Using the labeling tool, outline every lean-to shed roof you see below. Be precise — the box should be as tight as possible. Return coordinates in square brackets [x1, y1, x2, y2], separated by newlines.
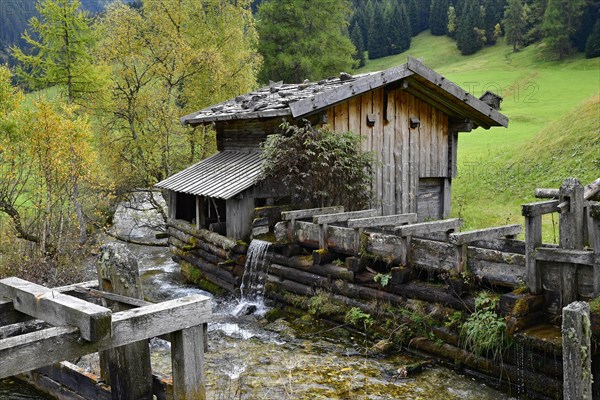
[155, 151, 262, 199]
[181, 56, 508, 130]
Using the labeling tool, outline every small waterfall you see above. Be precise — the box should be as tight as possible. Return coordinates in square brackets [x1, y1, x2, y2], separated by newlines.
[233, 239, 273, 316]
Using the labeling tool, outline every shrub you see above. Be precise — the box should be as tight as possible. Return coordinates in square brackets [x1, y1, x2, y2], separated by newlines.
[261, 122, 373, 211]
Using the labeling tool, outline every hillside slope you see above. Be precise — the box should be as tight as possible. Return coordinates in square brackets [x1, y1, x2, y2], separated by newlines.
[357, 32, 600, 239]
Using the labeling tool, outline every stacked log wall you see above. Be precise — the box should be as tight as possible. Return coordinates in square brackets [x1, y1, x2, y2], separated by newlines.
[168, 217, 586, 399]
[167, 219, 247, 292]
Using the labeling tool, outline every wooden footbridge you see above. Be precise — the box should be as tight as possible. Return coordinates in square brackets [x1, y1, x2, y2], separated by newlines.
[0, 243, 211, 400]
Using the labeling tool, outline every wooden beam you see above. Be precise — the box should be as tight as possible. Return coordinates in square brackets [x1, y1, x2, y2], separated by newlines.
[449, 224, 522, 245]
[313, 209, 379, 224]
[0, 278, 112, 342]
[347, 213, 417, 228]
[73, 287, 151, 308]
[281, 206, 344, 221]
[0, 320, 49, 339]
[0, 294, 211, 379]
[522, 200, 560, 217]
[535, 248, 594, 265]
[395, 218, 462, 237]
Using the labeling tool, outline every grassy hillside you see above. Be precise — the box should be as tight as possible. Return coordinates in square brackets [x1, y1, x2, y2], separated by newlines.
[357, 32, 600, 241]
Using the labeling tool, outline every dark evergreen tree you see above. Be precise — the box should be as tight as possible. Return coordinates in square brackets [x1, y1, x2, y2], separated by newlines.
[419, 0, 433, 32]
[386, 0, 412, 55]
[504, 0, 527, 51]
[354, 0, 373, 50]
[456, 0, 485, 55]
[483, 0, 506, 45]
[585, 17, 600, 58]
[542, 0, 586, 59]
[574, 2, 600, 52]
[368, 1, 388, 59]
[350, 21, 366, 67]
[524, 0, 547, 45]
[430, 0, 449, 35]
[406, 0, 422, 36]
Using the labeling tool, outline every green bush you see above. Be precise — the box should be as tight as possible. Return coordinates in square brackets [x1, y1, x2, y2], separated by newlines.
[261, 122, 373, 211]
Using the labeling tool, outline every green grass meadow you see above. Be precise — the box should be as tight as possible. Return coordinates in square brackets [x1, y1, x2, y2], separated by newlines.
[358, 33, 600, 242]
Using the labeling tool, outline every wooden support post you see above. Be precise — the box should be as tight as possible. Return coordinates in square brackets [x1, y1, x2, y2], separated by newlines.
[96, 243, 153, 400]
[171, 324, 206, 400]
[590, 204, 600, 297]
[562, 301, 592, 400]
[559, 178, 585, 249]
[319, 223, 328, 250]
[523, 214, 543, 295]
[559, 179, 584, 307]
[455, 244, 467, 275]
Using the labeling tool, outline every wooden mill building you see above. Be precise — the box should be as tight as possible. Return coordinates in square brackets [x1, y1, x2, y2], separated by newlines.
[156, 57, 508, 240]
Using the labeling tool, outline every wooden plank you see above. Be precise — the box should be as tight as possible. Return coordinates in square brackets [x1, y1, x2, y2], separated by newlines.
[395, 218, 462, 237]
[171, 324, 206, 400]
[408, 93, 419, 213]
[373, 88, 384, 214]
[0, 294, 212, 379]
[383, 89, 395, 215]
[535, 248, 594, 265]
[392, 89, 403, 214]
[430, 103, 438, 176]
[449, 224, 522, 245]
[313, 209, 379, 224]
[335, 101, 349, 132]
[348, 96, 361, 135]
[0, 278, 111, 342]
[421, 101, 431, 177]
[347, 213, 417, 228]
[281, 206, 344, 221]
[289, 66, 414, 118]
[521, 200, 560, 217]
[400, 90, 411, 213]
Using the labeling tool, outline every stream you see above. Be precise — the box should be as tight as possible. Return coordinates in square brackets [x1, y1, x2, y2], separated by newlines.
[2, 193, 522, 399]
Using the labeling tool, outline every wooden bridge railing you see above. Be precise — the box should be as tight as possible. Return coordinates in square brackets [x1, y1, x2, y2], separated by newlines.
[0, 243, 212, 400]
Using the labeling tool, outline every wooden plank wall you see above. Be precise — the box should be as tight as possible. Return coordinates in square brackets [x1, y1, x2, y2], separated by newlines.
[326, 88, 449, 218]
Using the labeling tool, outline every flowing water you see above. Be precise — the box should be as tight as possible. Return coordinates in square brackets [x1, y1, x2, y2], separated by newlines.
[3, 194, 521, 399]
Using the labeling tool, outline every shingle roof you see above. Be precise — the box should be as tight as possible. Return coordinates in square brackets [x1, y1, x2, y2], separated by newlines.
[180, 56, 508, 129]
[155, 151, 262, 199]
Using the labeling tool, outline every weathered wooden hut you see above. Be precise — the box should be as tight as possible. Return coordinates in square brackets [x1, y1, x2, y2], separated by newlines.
[156, 57, 508, 240]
